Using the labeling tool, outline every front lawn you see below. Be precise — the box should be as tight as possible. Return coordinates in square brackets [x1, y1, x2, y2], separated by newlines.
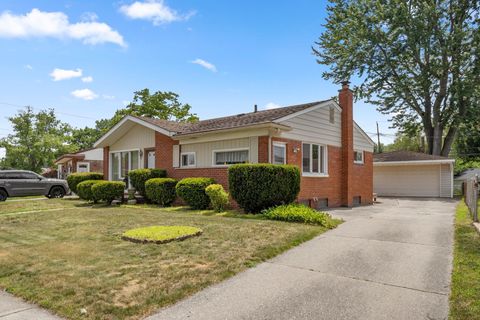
[0, 200, 337, 319]
[0, 197, 84, 215]
[449, 201, 480, 320]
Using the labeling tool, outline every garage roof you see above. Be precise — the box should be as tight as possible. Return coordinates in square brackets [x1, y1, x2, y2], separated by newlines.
[373, 151, 454, 166]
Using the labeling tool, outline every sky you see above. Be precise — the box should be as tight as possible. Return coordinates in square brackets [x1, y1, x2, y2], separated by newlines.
[0, 0, 397, 158]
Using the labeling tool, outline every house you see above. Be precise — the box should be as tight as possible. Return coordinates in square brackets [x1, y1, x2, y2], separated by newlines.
[54, 148, 104, 179]
[454, 168, 480, 195]
[373, 151, 454, 198]
[94, 82, 374, 208]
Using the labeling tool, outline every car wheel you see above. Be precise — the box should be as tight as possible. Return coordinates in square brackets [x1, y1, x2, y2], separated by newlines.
[49, 186, 65, 199]
[0, 189, 7, 201]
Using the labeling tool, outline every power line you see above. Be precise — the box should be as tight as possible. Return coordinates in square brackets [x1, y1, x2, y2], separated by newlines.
[0, 102, 97, 120]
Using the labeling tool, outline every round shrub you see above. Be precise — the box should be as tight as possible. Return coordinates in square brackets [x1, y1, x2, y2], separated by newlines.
[145, 178, 177, 206]
[91, 181, 125, 204]
[77, 180, 103, 203]
[205, 184, 229, 212]
[128, 168, 167, 196]
[67, 172, 103, 194]
[176, 177, 215, 210]
[122, 225, 202, 244]
[228, 164, 300, 213]
[262, 204, 336, 228]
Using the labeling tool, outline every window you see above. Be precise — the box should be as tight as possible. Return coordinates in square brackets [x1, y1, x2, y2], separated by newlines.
[21, 172, 40, 179]
[302, 143, 327, 175]
[214, 149, 249, 166]
[273, 143, 286, 165]
[110, 150, 140, 181]
[354, 150, 364, 164]
[181, 152, 196, 167]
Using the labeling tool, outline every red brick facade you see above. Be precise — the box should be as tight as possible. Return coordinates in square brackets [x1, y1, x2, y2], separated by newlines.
[103, 147, 109, 179]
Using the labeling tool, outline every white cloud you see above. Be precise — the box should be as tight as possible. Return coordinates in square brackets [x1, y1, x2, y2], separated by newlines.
[24, 64, 33, 70]
[81, 76, 93, 83]
[120, 0, 195, 25]
[0, 9, 126, 47]
[71, 88, 98, 100]
[50, 68, 82, 81]
[102, 94, 115, 100]
[190, 58, 217, 72]
[265, 102, 282, 110]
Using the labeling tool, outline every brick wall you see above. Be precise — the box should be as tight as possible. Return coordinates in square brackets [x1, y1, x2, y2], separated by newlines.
[103, 147, 109, 179]
[351, 151, 374, 204]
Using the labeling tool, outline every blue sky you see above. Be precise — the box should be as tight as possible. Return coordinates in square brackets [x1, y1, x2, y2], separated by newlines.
[0, 0, 396, 157]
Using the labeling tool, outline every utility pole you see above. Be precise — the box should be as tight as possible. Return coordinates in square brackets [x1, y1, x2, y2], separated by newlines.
[376, 121, 382, 153]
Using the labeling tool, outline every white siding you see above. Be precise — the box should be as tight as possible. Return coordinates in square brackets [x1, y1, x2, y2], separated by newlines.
[110, 124, 155, 168]
[179, 137, 258, 167]
[440, 164, 453, 197]
[354, 124, 374, 152]
[79, 148, 103, 161]
[278, 106, 342, 146]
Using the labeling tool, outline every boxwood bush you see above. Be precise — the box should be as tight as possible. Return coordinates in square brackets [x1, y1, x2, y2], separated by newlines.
[128, 168, 167, 196]
[91, 181, 125, 204]
[77, 180, 103, 203]
[262, 204, 336, 228]
[205, 184, 229, 212]
[67, 172, 103, 194]
[145, 178, 177, 206]
[176, 177, 215, 209]
[228, 164, 300, 213]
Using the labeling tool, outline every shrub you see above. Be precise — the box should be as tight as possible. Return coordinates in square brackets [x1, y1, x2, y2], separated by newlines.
[91, 181, 125, 204]
[228, 164, 300, 213]
[145, 178, 177, 206]
[77, 180, 103, 203]
[128, 168, 167, 196]
[262, 204, 336, 228]
[205, 184, 229, 212]
[176, 177, 215, 209]
[67, 172, 103, 194]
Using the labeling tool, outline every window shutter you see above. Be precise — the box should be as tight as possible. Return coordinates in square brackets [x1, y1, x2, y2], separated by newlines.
[173, 145, 180, 168]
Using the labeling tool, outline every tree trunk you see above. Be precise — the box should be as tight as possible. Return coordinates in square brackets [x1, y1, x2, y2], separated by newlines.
[441, 126, 457, 157]
[432, 124, 443, 155]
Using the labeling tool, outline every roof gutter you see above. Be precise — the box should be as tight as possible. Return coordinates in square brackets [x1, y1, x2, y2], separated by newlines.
[374, 159, 455, 166]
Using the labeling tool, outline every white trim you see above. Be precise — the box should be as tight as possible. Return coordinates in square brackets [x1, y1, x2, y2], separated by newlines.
[212, 148, 250, 167]
[450, 162, 454, 198]
[272, 142, 287, 165]
[275, 100, 340, 123]
[94, 115, 173, 148]
[76, 162, 90, 172]
[301, 142, 328, 176]
[109, 149, 141, 181]
[374, 159, 455, 166]
[354, 150, 364, 164]
[180, 152, 196, 168]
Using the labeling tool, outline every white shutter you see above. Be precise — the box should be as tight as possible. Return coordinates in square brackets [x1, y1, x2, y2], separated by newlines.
[173, 145, 180, 168]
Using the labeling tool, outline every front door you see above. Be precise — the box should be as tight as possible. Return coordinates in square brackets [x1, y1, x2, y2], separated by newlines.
[147, 151, 155, 169]
[110, 150, 140, 188]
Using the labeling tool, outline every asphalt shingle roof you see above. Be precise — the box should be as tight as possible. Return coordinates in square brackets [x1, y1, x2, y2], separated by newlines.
[373, 150, 453, 162]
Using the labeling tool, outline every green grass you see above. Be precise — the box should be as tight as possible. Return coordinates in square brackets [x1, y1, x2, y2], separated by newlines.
[122, 225, 202, 243]
[0, 198, 85, 215]
[0, 199, 338, 320]
[449, 201, 480, 320]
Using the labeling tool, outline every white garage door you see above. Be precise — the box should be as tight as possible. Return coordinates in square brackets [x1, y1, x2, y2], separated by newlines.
[374, 165, 441, 197]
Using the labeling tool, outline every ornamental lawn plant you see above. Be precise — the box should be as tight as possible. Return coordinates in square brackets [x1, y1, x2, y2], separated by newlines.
[122, 225, 202, 244]
[262, 204, 339, 228]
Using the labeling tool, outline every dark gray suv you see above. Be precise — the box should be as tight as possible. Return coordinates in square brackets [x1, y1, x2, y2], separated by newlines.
[0, 170, 70, 201]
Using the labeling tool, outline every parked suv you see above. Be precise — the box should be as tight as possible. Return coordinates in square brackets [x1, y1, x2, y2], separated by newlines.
[0, 170, 70, 201]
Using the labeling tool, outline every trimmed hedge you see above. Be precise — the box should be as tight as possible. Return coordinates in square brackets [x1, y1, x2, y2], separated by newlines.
[91, 181, 125, 204]
[262, 204, 336, 228]
[176, 177, 215, 210]
[67, 172, 103, 194]
[205, 184, 229, 212]
[128, 168, 167, 196]
[145, 178, 177, 206]
[229, 164, 300, 213]
[77, 180, 103, 203]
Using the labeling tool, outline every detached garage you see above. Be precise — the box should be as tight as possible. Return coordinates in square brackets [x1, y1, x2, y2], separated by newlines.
[373, 151, 454, 198]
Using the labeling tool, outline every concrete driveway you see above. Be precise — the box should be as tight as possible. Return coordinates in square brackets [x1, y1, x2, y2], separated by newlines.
[148, 197, 457, 320]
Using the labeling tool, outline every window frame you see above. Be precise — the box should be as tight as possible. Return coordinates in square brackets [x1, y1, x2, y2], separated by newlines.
[272, 142, 287, 165]
[109, 149, 141, 181]
[354, 150, 364, 164]
[180, 152, 196, 168]
[302, 142, 328, 177]
[212, 148, 250, 167]
[76, 162, 90, 172]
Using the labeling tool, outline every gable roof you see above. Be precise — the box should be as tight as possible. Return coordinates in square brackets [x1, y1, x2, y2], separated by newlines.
[373, 151, 453, 162]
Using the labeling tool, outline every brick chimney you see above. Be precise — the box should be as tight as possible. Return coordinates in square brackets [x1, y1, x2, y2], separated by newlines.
[339, 81, 354, 207]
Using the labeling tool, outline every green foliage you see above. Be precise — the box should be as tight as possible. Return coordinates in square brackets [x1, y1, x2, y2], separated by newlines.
[91, 181, 125, 204]
[228, 164, 300, 213]
[0, 107, 75, 172]
[77, 180, 103, 203]
[314, 0, 480, 156]
[454, 158, 480, 176]
[383, 134, 425, 153]
[176, 177, 215, 210]
[128, 168, 167, 196]
[67, 172, 104, 194]
[145, 178, 177, 206]
[122, 225, 202, 243]
[262, 204, 336, 228]
[205, 184, 229, 212]
[454, 105, 480, 161]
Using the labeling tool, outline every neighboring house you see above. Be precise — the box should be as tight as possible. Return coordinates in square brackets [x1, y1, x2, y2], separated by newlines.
[54, 148, 104, 179]
[94, 83, 374, 208]
[373, 151, 454, 198]
[454, 168, 480, 195]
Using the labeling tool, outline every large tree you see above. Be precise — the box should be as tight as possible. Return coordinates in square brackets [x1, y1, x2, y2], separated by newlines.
[314, 0, 480, 156]
[0, 107, 75, 172]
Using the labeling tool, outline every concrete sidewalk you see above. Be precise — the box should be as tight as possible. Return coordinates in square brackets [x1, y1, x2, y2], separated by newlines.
[147, 197, 457, 320]
[0, 291, 62, 320]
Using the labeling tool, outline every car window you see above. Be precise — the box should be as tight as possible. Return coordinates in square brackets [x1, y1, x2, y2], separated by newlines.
[20, 172, 39, 180]
[4, 172, 23, 179]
